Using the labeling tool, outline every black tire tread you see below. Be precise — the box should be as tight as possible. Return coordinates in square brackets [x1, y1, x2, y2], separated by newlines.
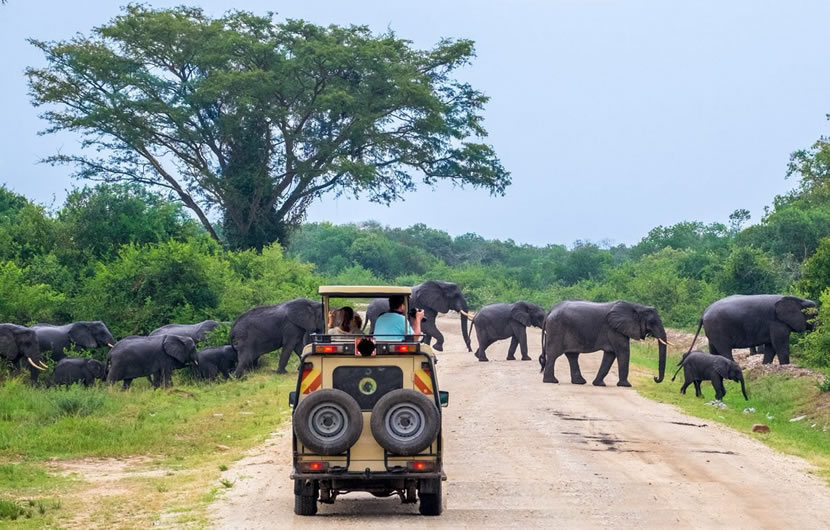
[370, 389, 440, 456]
[293, 388, 363, 455]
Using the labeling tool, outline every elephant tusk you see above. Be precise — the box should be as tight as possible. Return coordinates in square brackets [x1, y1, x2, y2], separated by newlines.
[39, 361, 49, 369]
[657, 338, 675, 346]
[107, 343, 115, 348]
[28, 358, 46, 371]
[459, 310, 475, 319]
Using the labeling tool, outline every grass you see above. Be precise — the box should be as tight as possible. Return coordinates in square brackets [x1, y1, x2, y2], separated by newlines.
[630, 342, 830, 481]
[0, 355, 296, 528]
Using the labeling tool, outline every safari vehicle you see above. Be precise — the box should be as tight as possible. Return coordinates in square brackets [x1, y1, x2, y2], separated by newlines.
[289, 286, 448, 516]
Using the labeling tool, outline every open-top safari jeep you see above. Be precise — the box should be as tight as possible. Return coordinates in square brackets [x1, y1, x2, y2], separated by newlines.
[289, 286, 448, 516]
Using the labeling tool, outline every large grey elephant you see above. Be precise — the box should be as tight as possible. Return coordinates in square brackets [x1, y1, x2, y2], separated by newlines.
[231, 298, 324, 376]
[106, 334, 197, 389]
[149, 320, 220, 343]
[688, 294, 816, 364]
[366, 281, 472, 352]
[31, 321, 115, 362]
[472, 301, 547, 362]
[541, 300, 668, 386]
[0, 323, 47, 382]
[53, 357, 107, 387]
[672, 350, 748, 401]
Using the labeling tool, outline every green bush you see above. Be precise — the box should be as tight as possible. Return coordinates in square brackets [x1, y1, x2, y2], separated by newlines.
[48, 386, 107, 418]
[795, 289, 830, 370]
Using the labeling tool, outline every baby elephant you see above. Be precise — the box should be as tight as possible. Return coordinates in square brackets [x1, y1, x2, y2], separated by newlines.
[672, 350, 748, 401]
[53, 357, 107, 387]
[194, 345, 237, 381]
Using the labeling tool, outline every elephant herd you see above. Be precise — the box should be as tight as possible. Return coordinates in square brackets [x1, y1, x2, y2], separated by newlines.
[468, 293, 815, 403]
[0, 279, 817, 400]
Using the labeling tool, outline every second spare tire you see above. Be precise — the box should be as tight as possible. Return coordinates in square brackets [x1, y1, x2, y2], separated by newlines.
[371, 389, 440, 456]
[294, 388, 363, 456]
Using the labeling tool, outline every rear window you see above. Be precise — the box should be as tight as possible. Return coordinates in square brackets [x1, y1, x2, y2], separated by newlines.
[333, 365, 403, 410]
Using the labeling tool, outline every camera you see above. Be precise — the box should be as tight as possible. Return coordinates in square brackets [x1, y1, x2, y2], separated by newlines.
[408, 307, 427, 322]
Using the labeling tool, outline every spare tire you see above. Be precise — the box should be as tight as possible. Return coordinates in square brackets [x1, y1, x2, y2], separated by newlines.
[371, 389, 440, 456]
[293, 389, 363, 456]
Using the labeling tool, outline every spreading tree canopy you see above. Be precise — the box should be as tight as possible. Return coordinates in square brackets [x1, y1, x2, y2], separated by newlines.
[27, 6, 510, 249]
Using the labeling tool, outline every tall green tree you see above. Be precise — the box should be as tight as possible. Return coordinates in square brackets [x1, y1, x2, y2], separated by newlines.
[27, 6, 509, 249]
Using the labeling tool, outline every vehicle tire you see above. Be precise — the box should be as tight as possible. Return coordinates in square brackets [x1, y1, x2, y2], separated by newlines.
[370, 389, 440, 456]
[294, 480, 318, 516]
[418, 479, 443, 516]
[293, 389, 363, 455]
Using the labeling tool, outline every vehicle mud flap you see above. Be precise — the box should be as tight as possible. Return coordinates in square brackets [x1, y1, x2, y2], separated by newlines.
[293, 389, 363, 455]
[370, 389, 440, 456]
[418, 478, 443, 516]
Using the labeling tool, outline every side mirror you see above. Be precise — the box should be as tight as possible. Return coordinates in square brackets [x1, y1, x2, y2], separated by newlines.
[439, 391, 449, 408]
[288, 391, 296, 408]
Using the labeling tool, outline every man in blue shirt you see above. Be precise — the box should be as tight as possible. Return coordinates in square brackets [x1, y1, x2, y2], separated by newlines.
[374, 295, 423, 341]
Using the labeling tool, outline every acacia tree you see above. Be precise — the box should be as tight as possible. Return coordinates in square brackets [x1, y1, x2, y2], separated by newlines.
[27, 6, 509, 249]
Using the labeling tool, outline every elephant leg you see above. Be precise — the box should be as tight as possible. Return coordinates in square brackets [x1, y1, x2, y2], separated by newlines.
[616, 345, 631, 387]
[122, 378, 133, 390]
[542, 351, 564, 383]
[770, 332, 790, 365]
[712, 376, 726, 400]
[593, 351, 616, 386]
[709, 341, 733, 361]
[277, 336, 301, 374]
[476, 335, 493, 362]
[693, 380, 702, 397]
[518, 327, 530, 360]
[566, 352, 586, 385]
[680, 380, 690, 394]
[506, 337, 519, 360]
[421, 313, 444, 351]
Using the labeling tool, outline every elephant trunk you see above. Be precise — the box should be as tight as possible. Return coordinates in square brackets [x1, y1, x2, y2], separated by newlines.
[654, 333, 667, 383]
[459, 301, 472, 352]
[740, 376, 749, 401]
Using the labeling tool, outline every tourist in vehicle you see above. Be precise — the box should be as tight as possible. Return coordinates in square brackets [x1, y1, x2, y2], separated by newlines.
[374, 295, 423, 340]
[328, 307, 362, 335]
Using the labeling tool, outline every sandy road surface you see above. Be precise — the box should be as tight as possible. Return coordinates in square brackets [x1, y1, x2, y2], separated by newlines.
[211, 315, 830, 528]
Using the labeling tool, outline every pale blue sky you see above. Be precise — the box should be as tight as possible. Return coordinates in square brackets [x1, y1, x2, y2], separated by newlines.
[2, 1, 829, 246]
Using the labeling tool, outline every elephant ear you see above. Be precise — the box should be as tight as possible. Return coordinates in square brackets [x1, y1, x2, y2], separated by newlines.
[607, 302, 644, 339]
[69, 323, 97, 349]
[0, 327, 17, 360]
[415, 282, 451, 313]
[775, 297, 807, 332]
[287, 300, 322, 332]
[162, 335, 190, 364]
[712, 356, 730, 379]
[511, 304, 531, 326]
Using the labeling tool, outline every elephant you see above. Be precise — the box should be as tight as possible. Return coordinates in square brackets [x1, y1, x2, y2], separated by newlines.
[53, 357, 107, 387]
[366, 281, 472, 352]
[688, 295, 817, 364]
[671, 350, 748, 401]
[193, 345, 237, 380]
[106, 334, 197, 389]
[31, 321, 115, 362]
[472, 301, 547, 362]
[231, 298, 324, 376]
[0, 323, 47, 382]
[540, 300, 668, 387]
[149, 320, 221, 343]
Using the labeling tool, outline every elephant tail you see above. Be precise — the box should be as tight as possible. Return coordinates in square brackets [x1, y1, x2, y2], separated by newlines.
[671, 351, 692, 381]
[686, 318, 704, 355]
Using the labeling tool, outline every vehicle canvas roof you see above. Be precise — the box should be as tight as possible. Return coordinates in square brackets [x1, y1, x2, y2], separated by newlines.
[318, 285, 411, 297]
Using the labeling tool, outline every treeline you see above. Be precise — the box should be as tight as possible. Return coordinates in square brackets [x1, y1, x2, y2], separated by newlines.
[3, 163, 830, 369]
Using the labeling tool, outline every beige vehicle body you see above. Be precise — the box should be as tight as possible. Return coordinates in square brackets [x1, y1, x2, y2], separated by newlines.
[290, 286, 447, 516]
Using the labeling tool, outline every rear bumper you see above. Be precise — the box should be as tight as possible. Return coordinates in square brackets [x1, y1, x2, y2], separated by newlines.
[291, 470, 446, 481]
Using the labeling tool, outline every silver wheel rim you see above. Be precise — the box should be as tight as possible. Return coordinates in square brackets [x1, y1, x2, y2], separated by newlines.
[308, 402, 348, 440]
[385, 402, 425, 443]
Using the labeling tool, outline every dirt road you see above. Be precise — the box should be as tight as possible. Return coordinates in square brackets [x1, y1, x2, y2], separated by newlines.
[210, 316, 830, 528]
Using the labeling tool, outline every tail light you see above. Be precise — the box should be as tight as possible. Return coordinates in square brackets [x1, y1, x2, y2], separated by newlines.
[314, 345, 342, 353]
[391, 344, 418, 353]
[298, 461, 329, 472]
[407, 461, 435, 472]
